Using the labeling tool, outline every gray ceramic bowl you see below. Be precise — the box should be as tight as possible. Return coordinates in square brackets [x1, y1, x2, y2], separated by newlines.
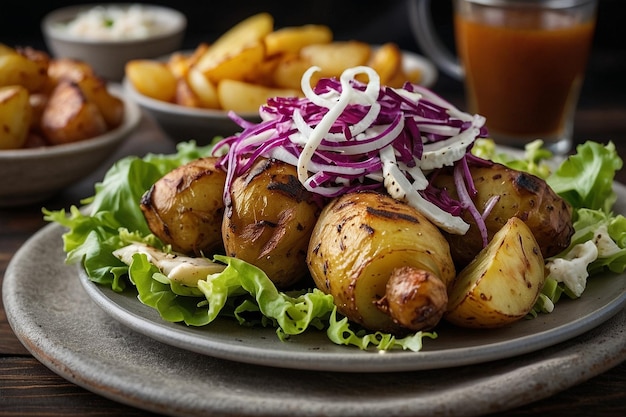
[0, 87, 141, 207]
[41, 3, 186, 81]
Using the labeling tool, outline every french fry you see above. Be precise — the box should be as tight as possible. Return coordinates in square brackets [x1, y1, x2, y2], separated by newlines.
[194, 12, 273, 75]
[186, 68, 220, 109]
[272, 54, 315, 90]
[199, 43, 265, 83]
[125, 60, 177, 102]
[359, 43, 403, 86]
[217, 79, 299, 113]
[299, 41, 371, 77]
[264, 24, 333, 56]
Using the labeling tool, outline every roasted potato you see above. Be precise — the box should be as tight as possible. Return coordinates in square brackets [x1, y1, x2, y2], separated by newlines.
[307, 190, 456, 334]
[141, 157, 227, 256]
[0, 44, 48, 93]
[430, 162, 574, 267]
[73, 73, 124, 129]
[445, 217, 545, 328]
[46, 57, 95, 85]
[222, 158, 321, 288]
[39, 80, 108, 145]
[0, 85, 32, 149]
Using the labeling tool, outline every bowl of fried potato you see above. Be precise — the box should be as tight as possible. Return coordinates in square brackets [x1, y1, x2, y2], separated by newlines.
[123, 12, 437, 143]
[42, 3, 186, 81]
[0, 44, 141, 207]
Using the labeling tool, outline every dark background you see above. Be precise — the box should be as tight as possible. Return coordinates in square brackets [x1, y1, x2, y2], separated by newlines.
[1, 0, 624, 109]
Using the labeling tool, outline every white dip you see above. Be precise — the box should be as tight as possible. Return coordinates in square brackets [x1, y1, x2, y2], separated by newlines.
[60, 4, 174, 40]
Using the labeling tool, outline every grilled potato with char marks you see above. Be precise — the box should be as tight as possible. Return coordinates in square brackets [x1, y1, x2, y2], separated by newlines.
[141, 157, 227, 256]
[431, 162, 574, 267]
[223, 158, 322, 289]
[307, 190, 455, 334]
[446, 217, 545, 328]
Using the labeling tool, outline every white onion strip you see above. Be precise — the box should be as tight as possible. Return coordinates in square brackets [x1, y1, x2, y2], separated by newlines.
[296, 66, 380, 184]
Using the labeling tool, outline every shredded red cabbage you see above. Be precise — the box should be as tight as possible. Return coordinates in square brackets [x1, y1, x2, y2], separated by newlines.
[213, 66, 489, 235]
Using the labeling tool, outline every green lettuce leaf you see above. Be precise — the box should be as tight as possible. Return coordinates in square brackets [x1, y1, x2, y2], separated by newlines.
[547, 141, 623, 212]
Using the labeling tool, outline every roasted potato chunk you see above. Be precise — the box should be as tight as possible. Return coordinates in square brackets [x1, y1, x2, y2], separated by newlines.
[222, 158, 321, 288]
[445, 217, 545, 328]
[40, 80, 108, 145]
[141, 157, 227, 256]
[307, 191, 455, 334]
[74, 73, 124, 129]
[0, 44, 48, 93]
[431, 162, 574, 267]
[0, 85, 32, 149]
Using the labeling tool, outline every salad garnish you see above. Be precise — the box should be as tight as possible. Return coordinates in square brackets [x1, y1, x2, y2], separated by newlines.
[214, 65, 488, 235]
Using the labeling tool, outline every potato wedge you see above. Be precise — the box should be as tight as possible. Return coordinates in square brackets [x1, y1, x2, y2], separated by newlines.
[299, 41, 371, 77]
[125, 60, 177, 102]
[194, 12, 273, 75]
[272, 54, 315, 90]
[199, 43, 265, 83]
[445, 217, 545, 328]
[0, 85, 32, 149]
[186, 68, 220, 109]
[40, 80, 108, 145]
[358, 43, 403, 86]
[264, 24, 333, 56]
[217, 79, 299, 113]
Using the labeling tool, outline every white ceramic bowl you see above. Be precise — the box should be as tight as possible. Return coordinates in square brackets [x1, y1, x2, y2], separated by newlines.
[0, 87, 141, 207]
[41, 4, 186, 81]
[123, 48, 438, 144]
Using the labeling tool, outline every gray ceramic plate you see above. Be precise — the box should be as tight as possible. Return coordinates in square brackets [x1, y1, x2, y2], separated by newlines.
[3, 203, 626, 416]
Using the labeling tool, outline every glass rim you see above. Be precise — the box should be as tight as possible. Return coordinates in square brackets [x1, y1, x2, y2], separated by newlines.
[460, 0, 597, 8]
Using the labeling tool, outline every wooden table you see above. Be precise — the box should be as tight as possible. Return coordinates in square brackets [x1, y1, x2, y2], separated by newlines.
[2, 57, 626, 417]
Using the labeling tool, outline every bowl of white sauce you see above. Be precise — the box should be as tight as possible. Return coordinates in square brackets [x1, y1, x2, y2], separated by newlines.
[42, 3, 187, 81]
